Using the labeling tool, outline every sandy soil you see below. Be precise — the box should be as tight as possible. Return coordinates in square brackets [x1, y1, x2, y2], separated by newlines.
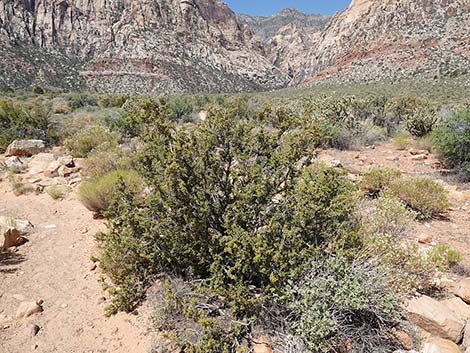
[0, 183, 150, 353]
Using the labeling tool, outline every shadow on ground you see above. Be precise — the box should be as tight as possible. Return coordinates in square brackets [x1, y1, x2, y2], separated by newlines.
[0, 251, 26, 274]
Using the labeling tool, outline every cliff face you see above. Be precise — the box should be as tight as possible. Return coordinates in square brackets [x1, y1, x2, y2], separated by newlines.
[1, 0, 468, 93]
[0, 0, 285, 93]
[303, 0, 470, 83]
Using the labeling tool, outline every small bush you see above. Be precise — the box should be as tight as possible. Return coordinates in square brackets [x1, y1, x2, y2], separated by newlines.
[64, 125, 120, 158]
[99, 95, 129, 108]
[388, 177, 450, 220]
[78, 170, 141, 213]
[285, 256, 399, 353]
[0, 98, 56, 152]
[432, 110, 470, 181]
[360, 167, 402, 196]
[66, 93, 98, 111]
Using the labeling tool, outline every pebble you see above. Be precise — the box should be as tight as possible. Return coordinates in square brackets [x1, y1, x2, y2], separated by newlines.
[89, 263, 97, 271]
[111, 327, 119, 335]
[44, 225, 57, 229]
[418, 234, 432, 244]
[60, 304, 68, 309]
[97, 297, 106, 305]
[26, 323, 40, 337]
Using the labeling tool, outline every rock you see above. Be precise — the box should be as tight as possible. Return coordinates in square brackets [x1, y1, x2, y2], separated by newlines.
[409, 149, 430, 156]
[418, 233, 432, 244]
[441, 297, 470, 320]
[89, 263, 97, 271]
[57, 155, 74, 168]
[26, 323, 40, 337]
[58, 165, 74, 178]
[391, 328, 414, 350]
[28, 153, 55, 175]
[405, 295, 465, 342]
[453, 278, 470, 303]
[5, 140, 45, 157]
[2, 226, 25, 250]
[422, 337, 460, 353]
[254, 336, 273, 353]
[5, 156, 27, 172]
[42, 160, 61, 178]
[16, 301, 43, 319]
[463, 321, 470, 349]
[0, 217, 33, 235]
[97, 296, 106, 305]
[411, 154, 428, 161]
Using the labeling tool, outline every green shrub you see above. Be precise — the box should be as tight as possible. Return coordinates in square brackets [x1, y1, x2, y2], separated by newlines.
[360, 167, 402, 196]
[64, 125, 120, 157]
[388, 177, 450, 220]
[285, 256, 399, 353]
[404, 103, 439, 137]
[97, 102, 369, 349]
[99, 94, 129, 108]
[79, 170, 141, 213]
[0, 98, 56, 152]
[432, 110, 470, 180]
[66, 93, 98, 111]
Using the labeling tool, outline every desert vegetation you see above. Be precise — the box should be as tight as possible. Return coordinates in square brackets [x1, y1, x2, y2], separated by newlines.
[1, 87, 468, 353]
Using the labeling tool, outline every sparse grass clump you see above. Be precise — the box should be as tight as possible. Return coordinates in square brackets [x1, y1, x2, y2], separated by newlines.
[46, 185, 69, 200]
[387, 177, 450, 220]
[393, 131, 412, 150]
[79, 170, 141, 213]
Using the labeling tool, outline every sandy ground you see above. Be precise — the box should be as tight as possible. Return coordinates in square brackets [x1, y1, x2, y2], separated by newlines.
[0, 141, 469, 353]
[319, 142, 470, 270]
[0, 184, 150, 353]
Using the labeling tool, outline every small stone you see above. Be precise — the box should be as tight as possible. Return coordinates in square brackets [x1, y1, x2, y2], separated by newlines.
[44, 225, 57, 229]
[26, 323, 40, 337]
[411, 154, 428, 161]
[453, 278, 470, 303]
[409, 149, 430, 156]
[97, 297, 106, 305]
[418, 234, 432, 244]
[31, 343, 38, 350]
[60, 304, 68, 309]
[89, 263, 97, 271]
[111, 327, 119, 335]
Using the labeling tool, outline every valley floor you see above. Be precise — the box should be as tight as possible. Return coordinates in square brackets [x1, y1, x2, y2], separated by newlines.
[0, 140, 469, 353]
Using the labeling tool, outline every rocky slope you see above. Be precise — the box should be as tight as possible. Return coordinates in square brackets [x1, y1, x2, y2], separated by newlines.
[237, 8, 329, 41]
[1, 0, 469, 93]
[302, 0, 470, 84]
[0, 0, 285, 94]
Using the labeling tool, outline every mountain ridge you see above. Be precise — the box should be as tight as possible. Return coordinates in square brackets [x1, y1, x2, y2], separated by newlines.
[1, 0, 469, 93]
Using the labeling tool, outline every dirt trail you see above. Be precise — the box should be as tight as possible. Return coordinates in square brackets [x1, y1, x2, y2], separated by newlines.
[0, 182, 149, 353]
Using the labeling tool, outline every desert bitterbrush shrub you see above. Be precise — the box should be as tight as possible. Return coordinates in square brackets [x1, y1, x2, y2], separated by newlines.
[387, 177, 450, 220]
[360, 167, 402, 197]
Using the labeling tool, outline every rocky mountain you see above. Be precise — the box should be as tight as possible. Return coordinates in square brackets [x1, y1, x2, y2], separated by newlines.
[0, 0, 285, 94]
[237, 8, 330, 41]
[301, 0, 470, 84]
[0, 0, 468, 93]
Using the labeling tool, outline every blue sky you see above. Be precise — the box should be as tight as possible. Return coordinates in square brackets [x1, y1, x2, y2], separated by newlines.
[224, 0, 351, 16]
